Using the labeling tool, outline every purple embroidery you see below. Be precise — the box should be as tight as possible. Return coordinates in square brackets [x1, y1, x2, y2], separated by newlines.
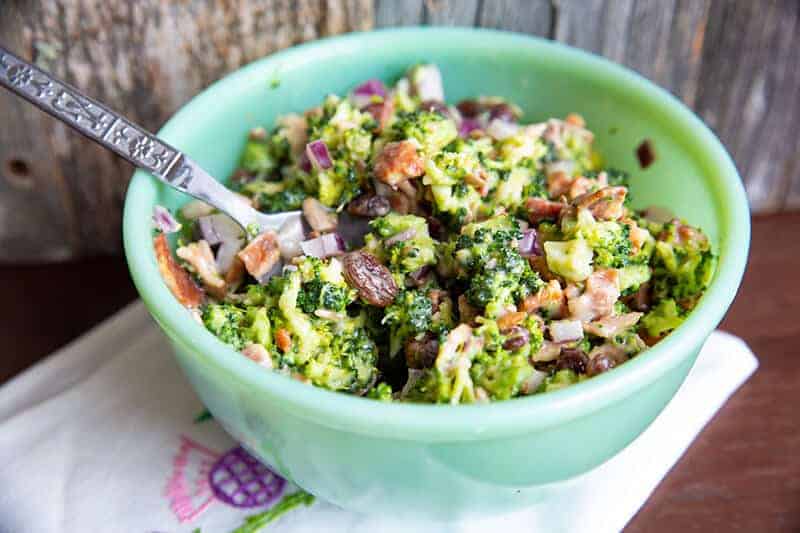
[209, 446, 286, 508]
[165, 435, 286, 523]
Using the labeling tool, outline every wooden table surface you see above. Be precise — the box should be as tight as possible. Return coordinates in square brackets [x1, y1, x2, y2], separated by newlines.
[1, 214, 798, 531]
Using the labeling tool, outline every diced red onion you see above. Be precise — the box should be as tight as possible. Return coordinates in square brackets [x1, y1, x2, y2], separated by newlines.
[487, 118, 519, 141]
[520, 369, 548, 395]
[258, 259, 283, 285]
[458, 117, 482, 138]
[411, 65, 444, 102]
[300, 232, 346, 258]
[298, 150, 312, 173]
[337, 212, 372, 248]
[277, 216, 305, 259]
[314, 309, 346, 321]
[216, 240, 242, 274]
[384, 228, 417, 247]
[197, 213, 243, 246]
[518, 228, 541, 257]
[372, 177, 393, 197]
[550, 320, 584, 343]
[305, 140, 332, 171]
[152, 205, 181, 234]
[351, 79, 387, 108]
[180, 199, 215, 220]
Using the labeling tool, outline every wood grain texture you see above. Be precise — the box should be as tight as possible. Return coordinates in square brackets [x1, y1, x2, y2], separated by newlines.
[1, 0, 799, 262]
[0, 0, 372, 262]
[477, 0, 552, 36]
[693, 0, 800, 213]
[374, 0, 423, 27]
[422, 0, 480, 26]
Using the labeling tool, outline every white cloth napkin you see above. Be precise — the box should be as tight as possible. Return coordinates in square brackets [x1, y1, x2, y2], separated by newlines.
[0, 301, 757, 533]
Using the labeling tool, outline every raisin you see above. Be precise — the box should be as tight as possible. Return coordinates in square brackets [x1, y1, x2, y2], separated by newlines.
[347, 194, 391, 218]
[556, 348, 589, 374]
[405, 265, 433, 288]
[405, 333, 439, 369]
[586, 354, 616, 377]
[488, 102, 515, 122]
[420, 100, 449, 116]
[502, 326, 530, 351]
[636, 139, 656, 168]
[342, 251, 399, 307]
[456, 99, 481, 118]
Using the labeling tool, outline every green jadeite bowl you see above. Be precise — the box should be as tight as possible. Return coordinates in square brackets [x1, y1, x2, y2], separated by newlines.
[123, 28, 749, 519]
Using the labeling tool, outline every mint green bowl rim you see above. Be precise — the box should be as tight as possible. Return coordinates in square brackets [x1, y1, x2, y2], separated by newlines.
[123, 27, 750, 442]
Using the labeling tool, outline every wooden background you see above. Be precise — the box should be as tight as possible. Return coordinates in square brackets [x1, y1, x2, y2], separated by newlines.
[1, 0, 798, 261]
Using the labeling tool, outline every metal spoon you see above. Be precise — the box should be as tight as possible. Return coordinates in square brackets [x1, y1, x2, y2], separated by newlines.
[0, 46, 301, 238]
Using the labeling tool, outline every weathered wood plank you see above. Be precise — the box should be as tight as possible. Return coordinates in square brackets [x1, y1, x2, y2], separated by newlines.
[0, 2, 78, 262]
[2, 0, 799, 262]
[477, 0, 552, 37]
[423, 0, 480, 26]
[694, 0, 800, 212]
[0, 0, 372, 262]
[375, 0, 423, 26]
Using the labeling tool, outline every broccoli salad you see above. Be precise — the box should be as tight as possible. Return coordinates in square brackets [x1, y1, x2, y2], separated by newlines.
[153, 64, 716, 404]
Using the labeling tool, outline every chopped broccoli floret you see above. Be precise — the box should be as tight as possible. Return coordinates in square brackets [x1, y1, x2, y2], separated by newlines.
[202, 304, 272, 352]
[538, 369, 580, 393]
[392, 110, 457, 154]
[641, 298, 685, 338]
[543, 238, 594, 282]
[203, 304, 247, 350]
[650, 220, 716, 307]
[618, 264, 652, 293]
[367, 382, 393, 401]
[364, 214, 437, 284]
[469, 319, 537, 400]
[383, 289, 434, 356]
[453, 215, 543, 317]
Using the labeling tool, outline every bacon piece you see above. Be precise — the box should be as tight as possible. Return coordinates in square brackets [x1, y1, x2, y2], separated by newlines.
[275, 328, 292, 353]
[568, 172, 607, 200]
[522, 279, 566, 318]
[241, 343, 273, 369]
[532, 340, 563, 362]
[573, 186, 627, 221]
[373, 140, 425, 187]
[565, 113, 586, 128]
[584, 312, 643, 338]
[237, 231, 281, 281]
[465, 168, 490, 197]
[567, 176, 593, 200]
[364, 98, 394, 132]
[660, 219, 709, 249]
[525, 197, 567, 224]
[153, 234, 204, 308]
[567, 269, 621, 322]
[176, 240, 226, 299]
[224, 256, 246, 293]
[547, 170, 573, 198]
[622, 217, 650, 255]
[497, 311, 527, 332]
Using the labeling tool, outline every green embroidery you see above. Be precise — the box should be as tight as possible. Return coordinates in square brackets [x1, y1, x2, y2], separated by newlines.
[230, 491, 315, 533]
[193, 408, 213, 423]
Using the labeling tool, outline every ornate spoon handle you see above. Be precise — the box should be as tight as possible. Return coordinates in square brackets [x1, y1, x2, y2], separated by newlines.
[0, 46, 296, 235]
